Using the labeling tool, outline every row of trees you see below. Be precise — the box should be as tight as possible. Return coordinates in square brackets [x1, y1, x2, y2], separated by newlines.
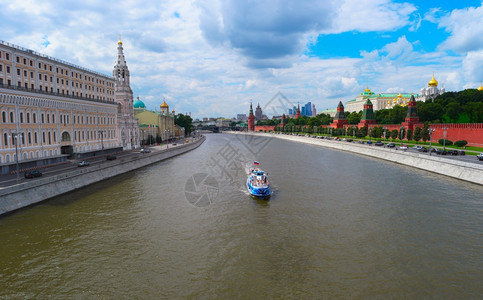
[274, 123, 450, 143]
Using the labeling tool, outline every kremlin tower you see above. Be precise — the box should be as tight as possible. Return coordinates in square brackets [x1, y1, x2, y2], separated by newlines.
[331, 101, 348, 128]
[358, 99, 377, 128]
[248, 101, 255, 131]
[295, 104, 301, 119]
[401, 95, 422, 131]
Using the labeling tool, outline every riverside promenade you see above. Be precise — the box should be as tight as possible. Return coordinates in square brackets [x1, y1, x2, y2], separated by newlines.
[0, 136, 205, 215]
[230, 132, 483, 185]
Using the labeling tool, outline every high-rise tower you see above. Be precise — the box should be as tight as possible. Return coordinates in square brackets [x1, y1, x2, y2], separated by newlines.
[114, 37, 139, 149]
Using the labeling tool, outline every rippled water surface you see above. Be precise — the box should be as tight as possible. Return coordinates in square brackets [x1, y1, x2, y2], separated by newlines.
[1, 134, 482, 298]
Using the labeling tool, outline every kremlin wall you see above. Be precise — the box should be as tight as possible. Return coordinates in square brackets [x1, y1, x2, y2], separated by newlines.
[249, 75, 483, 147]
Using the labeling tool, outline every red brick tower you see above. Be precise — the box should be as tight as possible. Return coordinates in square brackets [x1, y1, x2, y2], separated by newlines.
[295, 104, 301, 119]
[358, 99, 377, 128]
[248, 101, 255, 131]
[331, 101, 349, 128]
[281, 113, 286, 127]
[401, 95, 422, 131]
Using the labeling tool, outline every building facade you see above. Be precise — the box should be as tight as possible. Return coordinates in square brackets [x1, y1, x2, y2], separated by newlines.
[134, 99, 176, 142]
[0, 39, 139, 173]
[415, 74, 445, 102]
[345, 86, 417, 113]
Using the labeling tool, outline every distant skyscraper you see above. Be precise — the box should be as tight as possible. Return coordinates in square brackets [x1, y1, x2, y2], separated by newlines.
[312, 103, 317, 116]
[255, 103, 263, 121]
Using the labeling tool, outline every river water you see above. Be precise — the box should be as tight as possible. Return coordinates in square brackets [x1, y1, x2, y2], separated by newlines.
[1, 133, 482, 298]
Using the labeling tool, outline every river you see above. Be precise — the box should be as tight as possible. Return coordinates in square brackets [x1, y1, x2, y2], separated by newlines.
[1, 133, 482, 298]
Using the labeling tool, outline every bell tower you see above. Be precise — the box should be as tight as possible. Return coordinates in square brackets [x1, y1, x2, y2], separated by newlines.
[113, 36, 139, 150]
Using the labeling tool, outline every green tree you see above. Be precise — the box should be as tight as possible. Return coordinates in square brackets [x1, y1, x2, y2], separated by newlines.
[174, 113, 193, 136]
[390, 129, 398, 140]
[347, 111, 361, 124]
[413, 127, 422, 142]
[406, 128, 413, 140]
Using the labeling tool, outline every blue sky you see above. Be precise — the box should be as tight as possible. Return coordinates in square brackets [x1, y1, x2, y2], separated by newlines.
[1, 0, 482, 118]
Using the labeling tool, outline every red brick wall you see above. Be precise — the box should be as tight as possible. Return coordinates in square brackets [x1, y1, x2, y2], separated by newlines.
[429, 123, 483, 147]
[255, 125, 275, 132]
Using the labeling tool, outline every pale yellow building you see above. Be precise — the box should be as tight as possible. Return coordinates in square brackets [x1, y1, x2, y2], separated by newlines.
[345, 86, 417, 113]
[134, 99, 176, 142]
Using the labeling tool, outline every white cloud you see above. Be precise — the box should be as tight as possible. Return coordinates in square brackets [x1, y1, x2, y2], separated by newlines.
[437, 5, 483, 53]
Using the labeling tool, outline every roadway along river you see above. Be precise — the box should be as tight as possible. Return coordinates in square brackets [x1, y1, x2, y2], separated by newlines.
[1, 133, 482, 298]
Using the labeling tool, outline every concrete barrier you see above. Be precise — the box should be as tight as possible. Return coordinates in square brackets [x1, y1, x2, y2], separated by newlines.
[0, 136, 205, 215]
[230, 132, 483, 185]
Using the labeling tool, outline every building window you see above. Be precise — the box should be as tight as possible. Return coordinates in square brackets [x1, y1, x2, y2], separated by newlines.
[30, 71, 33, 78]
[24, 70, 27, 77]
[28, 132, 32, 144]
[1, 111, 5, 123]
[39, 62, 41, 68]
[27, 113, 30, 123]
[47, 114, 50, 123]
[20, 112, 23, 123]
[42, 114, 44, 123]
[30, 60, 33, 66]
[39, 74, 42, 80]
[34, 132, 38, 144]
[16, 56, 20, 63]
[33, 113, 36, 123]
[10, 112, 14, 123]
[23, 58, 26, 64]
[17, 69, 20, 76]
[4, 133, 8, 146]
[52, 114, 55, 123]
[43, 132, 45, 143]
[53, 132, 56, 142]
[0, 65, 2, 72]
[5, 53, 9, 60]
[6, 66, 10, 73]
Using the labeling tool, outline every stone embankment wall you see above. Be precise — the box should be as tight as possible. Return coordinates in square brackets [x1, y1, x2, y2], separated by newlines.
[232, 132, 483, 185]
[0, 136, 205, 215]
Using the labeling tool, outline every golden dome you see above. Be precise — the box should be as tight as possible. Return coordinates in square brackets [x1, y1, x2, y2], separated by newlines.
[478, 82, 483, 91]
[428, 74, 438, 87]
[364, 86, 371, 93]
[117, 34, 123, 45]
[397, 93, 402, 98]
[160, 101, 169, 108]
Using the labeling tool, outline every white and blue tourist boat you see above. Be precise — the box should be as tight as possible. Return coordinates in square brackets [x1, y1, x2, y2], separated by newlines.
[246, 162, 271, 198]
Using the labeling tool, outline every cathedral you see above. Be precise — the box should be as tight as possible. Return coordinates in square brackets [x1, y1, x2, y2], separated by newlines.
[416, 74, 445, 102]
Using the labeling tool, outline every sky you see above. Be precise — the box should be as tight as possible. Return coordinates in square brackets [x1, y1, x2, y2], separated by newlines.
[1, 0, 482, 119]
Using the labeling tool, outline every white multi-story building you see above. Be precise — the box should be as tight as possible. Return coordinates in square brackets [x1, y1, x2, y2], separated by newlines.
[416, 74, 445, 102]
[0, 39, 139, 174]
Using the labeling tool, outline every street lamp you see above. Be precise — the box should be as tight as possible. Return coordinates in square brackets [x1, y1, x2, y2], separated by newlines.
[352, 127, 355, 138]
[10, 132, 22, 184]
[383, 127, 387, 146]
[428, 128, 435, 156]
[141, 129, 145, 148]
[400, 126, 404, 147]
[98, 130, 104, 153]
[369, 127, 372, 142]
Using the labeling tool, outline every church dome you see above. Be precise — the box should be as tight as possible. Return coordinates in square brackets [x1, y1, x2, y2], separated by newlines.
[428, 74, 438, 87]
[478, 83, 483, 91]
[133, 99, 145, 108]
[160, 101, 169, 108]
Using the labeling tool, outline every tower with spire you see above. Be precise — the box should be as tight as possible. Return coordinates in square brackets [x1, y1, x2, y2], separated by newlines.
[401, 95, 422, 131]
[358, 98, 377, 128]
[113, 36, 139, 150]
[248, 101, 255, 131]
[331, 101, 348, 128]
[295, 103, 301, 119]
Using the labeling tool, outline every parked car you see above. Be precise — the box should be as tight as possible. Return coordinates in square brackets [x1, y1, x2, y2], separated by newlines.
[448, 150, 458, 155]
[375, 141, 384, 146]
[106, 155, 117, 160]
[172, 142, 177, 146]
[78, 160, 89, 167]
[400, 145, 408, 150]
[140, 148, 151, 153]
[413, 145, 421, 150]
[387, 143, 396, 148]
[24, 170, 42, 178]
[477, 153, 483, 161]
[435, 149, 447, 155]
[418, 146, 428, 152]
[346, 138, 353, 142]
[457, 150, 465, 155]
[358, 140, 365, 144]
[366, 140, 372, 145]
